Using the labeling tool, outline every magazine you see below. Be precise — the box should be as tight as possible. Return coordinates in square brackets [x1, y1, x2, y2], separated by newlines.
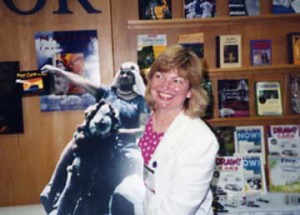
[290, 74, 300, 114]
[184, 0, 216, 19]
[213, 126, 236, 156]
[268, 156, 300, 193]
[178, 32, 204, 58]
[250, 40, 272, 66]
[267, 124, 300, 157]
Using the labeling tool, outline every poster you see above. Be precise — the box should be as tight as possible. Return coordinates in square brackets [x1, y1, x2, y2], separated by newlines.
[34, 30, 100, 111]
[0, 61, 23, 135]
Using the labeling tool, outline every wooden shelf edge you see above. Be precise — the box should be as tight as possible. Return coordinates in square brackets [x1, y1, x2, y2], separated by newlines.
[206, 114, 300, 127]
[207, 64, 300, 76]
[128, 14, 300, 30]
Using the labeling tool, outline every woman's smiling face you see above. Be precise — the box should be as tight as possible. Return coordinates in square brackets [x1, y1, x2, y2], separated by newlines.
[150, 68, 191, 112]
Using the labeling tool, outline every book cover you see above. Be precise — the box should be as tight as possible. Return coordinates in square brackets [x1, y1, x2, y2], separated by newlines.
[0, 61, 24, 135]
[229, 0, 260, 16]
[139, 0, 172, 20]
[241, 154, 267, 194]
[250, 40, 272, 66]
[16, 70, 51, 96]
[267, 124, 300, 157]
[212, 156, 245, 198]
[178, 32, 204, 58]
[218, 79, 249, 117]
[213, 126, 236, 156]
[290, 74, 300, 114]
[234, 126, 265, 159]
[137, 34, 167, 80]
[184, 0, 216, 19]
[287, 32, 300, 64]
[201, 74, 213, 119]
[272, 0, 300, 14]
[255, 81, 283, 116]
[268, 156, 300, 193]
[216, 34, 242, 68]
[34, 30, 100, 112]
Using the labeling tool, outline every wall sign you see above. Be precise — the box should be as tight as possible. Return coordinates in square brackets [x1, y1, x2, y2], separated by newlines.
[3, 0, 101, 15]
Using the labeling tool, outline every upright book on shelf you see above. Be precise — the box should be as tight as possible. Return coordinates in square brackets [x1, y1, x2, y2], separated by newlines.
[250, 40, 272, 66]
[234, 126, 265, 160]
[139, 0, 172, 20]
[178, 32, 204, 58]
[241, 154, 267, 195]
[184, 0, 216, 19]
[255, 81, 283, 116]
[228, 0, 260, 16]
[287, 32, 300, 64]
[289, 74, 300, 114]
[213, 126, 236, 156]
[216, 34, 242, 68]
[218, 79, 249, 117]
[267, 124, 300, 157]
[272, 0, 300, 14]
[268, 156, 300, 193]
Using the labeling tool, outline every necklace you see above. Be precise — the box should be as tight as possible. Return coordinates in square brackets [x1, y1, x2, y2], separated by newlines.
[117, 88, 137, 100]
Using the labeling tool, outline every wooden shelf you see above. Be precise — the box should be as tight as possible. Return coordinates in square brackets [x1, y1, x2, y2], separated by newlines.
[206, 114, 300, 127]
[207, 64, 300, 76]
[128, 14, 300, 30]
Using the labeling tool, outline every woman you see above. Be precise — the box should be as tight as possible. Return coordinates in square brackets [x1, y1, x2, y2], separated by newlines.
[139, 44, 219, 215]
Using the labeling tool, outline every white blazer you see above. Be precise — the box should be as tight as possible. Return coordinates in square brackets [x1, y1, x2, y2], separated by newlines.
[143, 112, 219, 215]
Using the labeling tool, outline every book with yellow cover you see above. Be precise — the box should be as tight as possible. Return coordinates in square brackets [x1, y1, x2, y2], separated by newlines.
[287, 32, 300, 64]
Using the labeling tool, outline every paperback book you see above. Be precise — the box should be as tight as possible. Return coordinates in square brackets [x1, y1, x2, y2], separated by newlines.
[267, 124, 300, 157]
[255, 81, 283, 116]
[213, 126, 236, 156]
[234, 126, 265, 160]
[241, 154, 267, 194]
[216, 34, 242, 68]
[290, 74, 300, 113]
[137, 34, 167, 80]
[272, 0, 300, 14]
[201, 74, 213, 119]
[184, 0, 216, 19]
[250, 40, 272, 66]
[229, 0, 260, 16]
[139, 0, 172, 20]
[268, 156, 300, 193]
[287, 32, 300, 64]
[218, 79, 249, 117]
[178, 32, 204, 58]
[212, 156, 245, 198]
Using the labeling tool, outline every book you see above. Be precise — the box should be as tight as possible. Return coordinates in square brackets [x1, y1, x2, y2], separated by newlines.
[216, 34, 242, 68]
[241, 154, 267, 194]
[16, 70, 51, 96]
[212, 156, 245, 198]
[184, 0, 216, 19]
[289, 74, 300, 114]
[138, 0, 172, 20]
[218, 79, 249, 117]
[178, 32, 204, 58]
[267, 124, 300, 157]
[268, 156, 300, 193]
[287, 32, 300, 64]
[137, 34, 167, 80]
[234, 126, 265, 160]
[229, 0, 260, 16]
[255, 81, 283, 116]
[201, 74, 213, 119]
[250, 40, 272, 66]
[0, 61, 24, 135]
[212, 126, 236, 156]
[272, 0, 300, 14]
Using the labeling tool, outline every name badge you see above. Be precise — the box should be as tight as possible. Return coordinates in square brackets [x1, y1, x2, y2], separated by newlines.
[144, 164, 155, 193]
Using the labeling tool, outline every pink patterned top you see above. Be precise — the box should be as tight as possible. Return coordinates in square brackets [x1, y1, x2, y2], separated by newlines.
[139, 116, 164, 165]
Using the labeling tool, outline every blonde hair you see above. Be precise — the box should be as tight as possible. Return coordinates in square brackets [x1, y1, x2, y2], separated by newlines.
[145, 44, 208, 118]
